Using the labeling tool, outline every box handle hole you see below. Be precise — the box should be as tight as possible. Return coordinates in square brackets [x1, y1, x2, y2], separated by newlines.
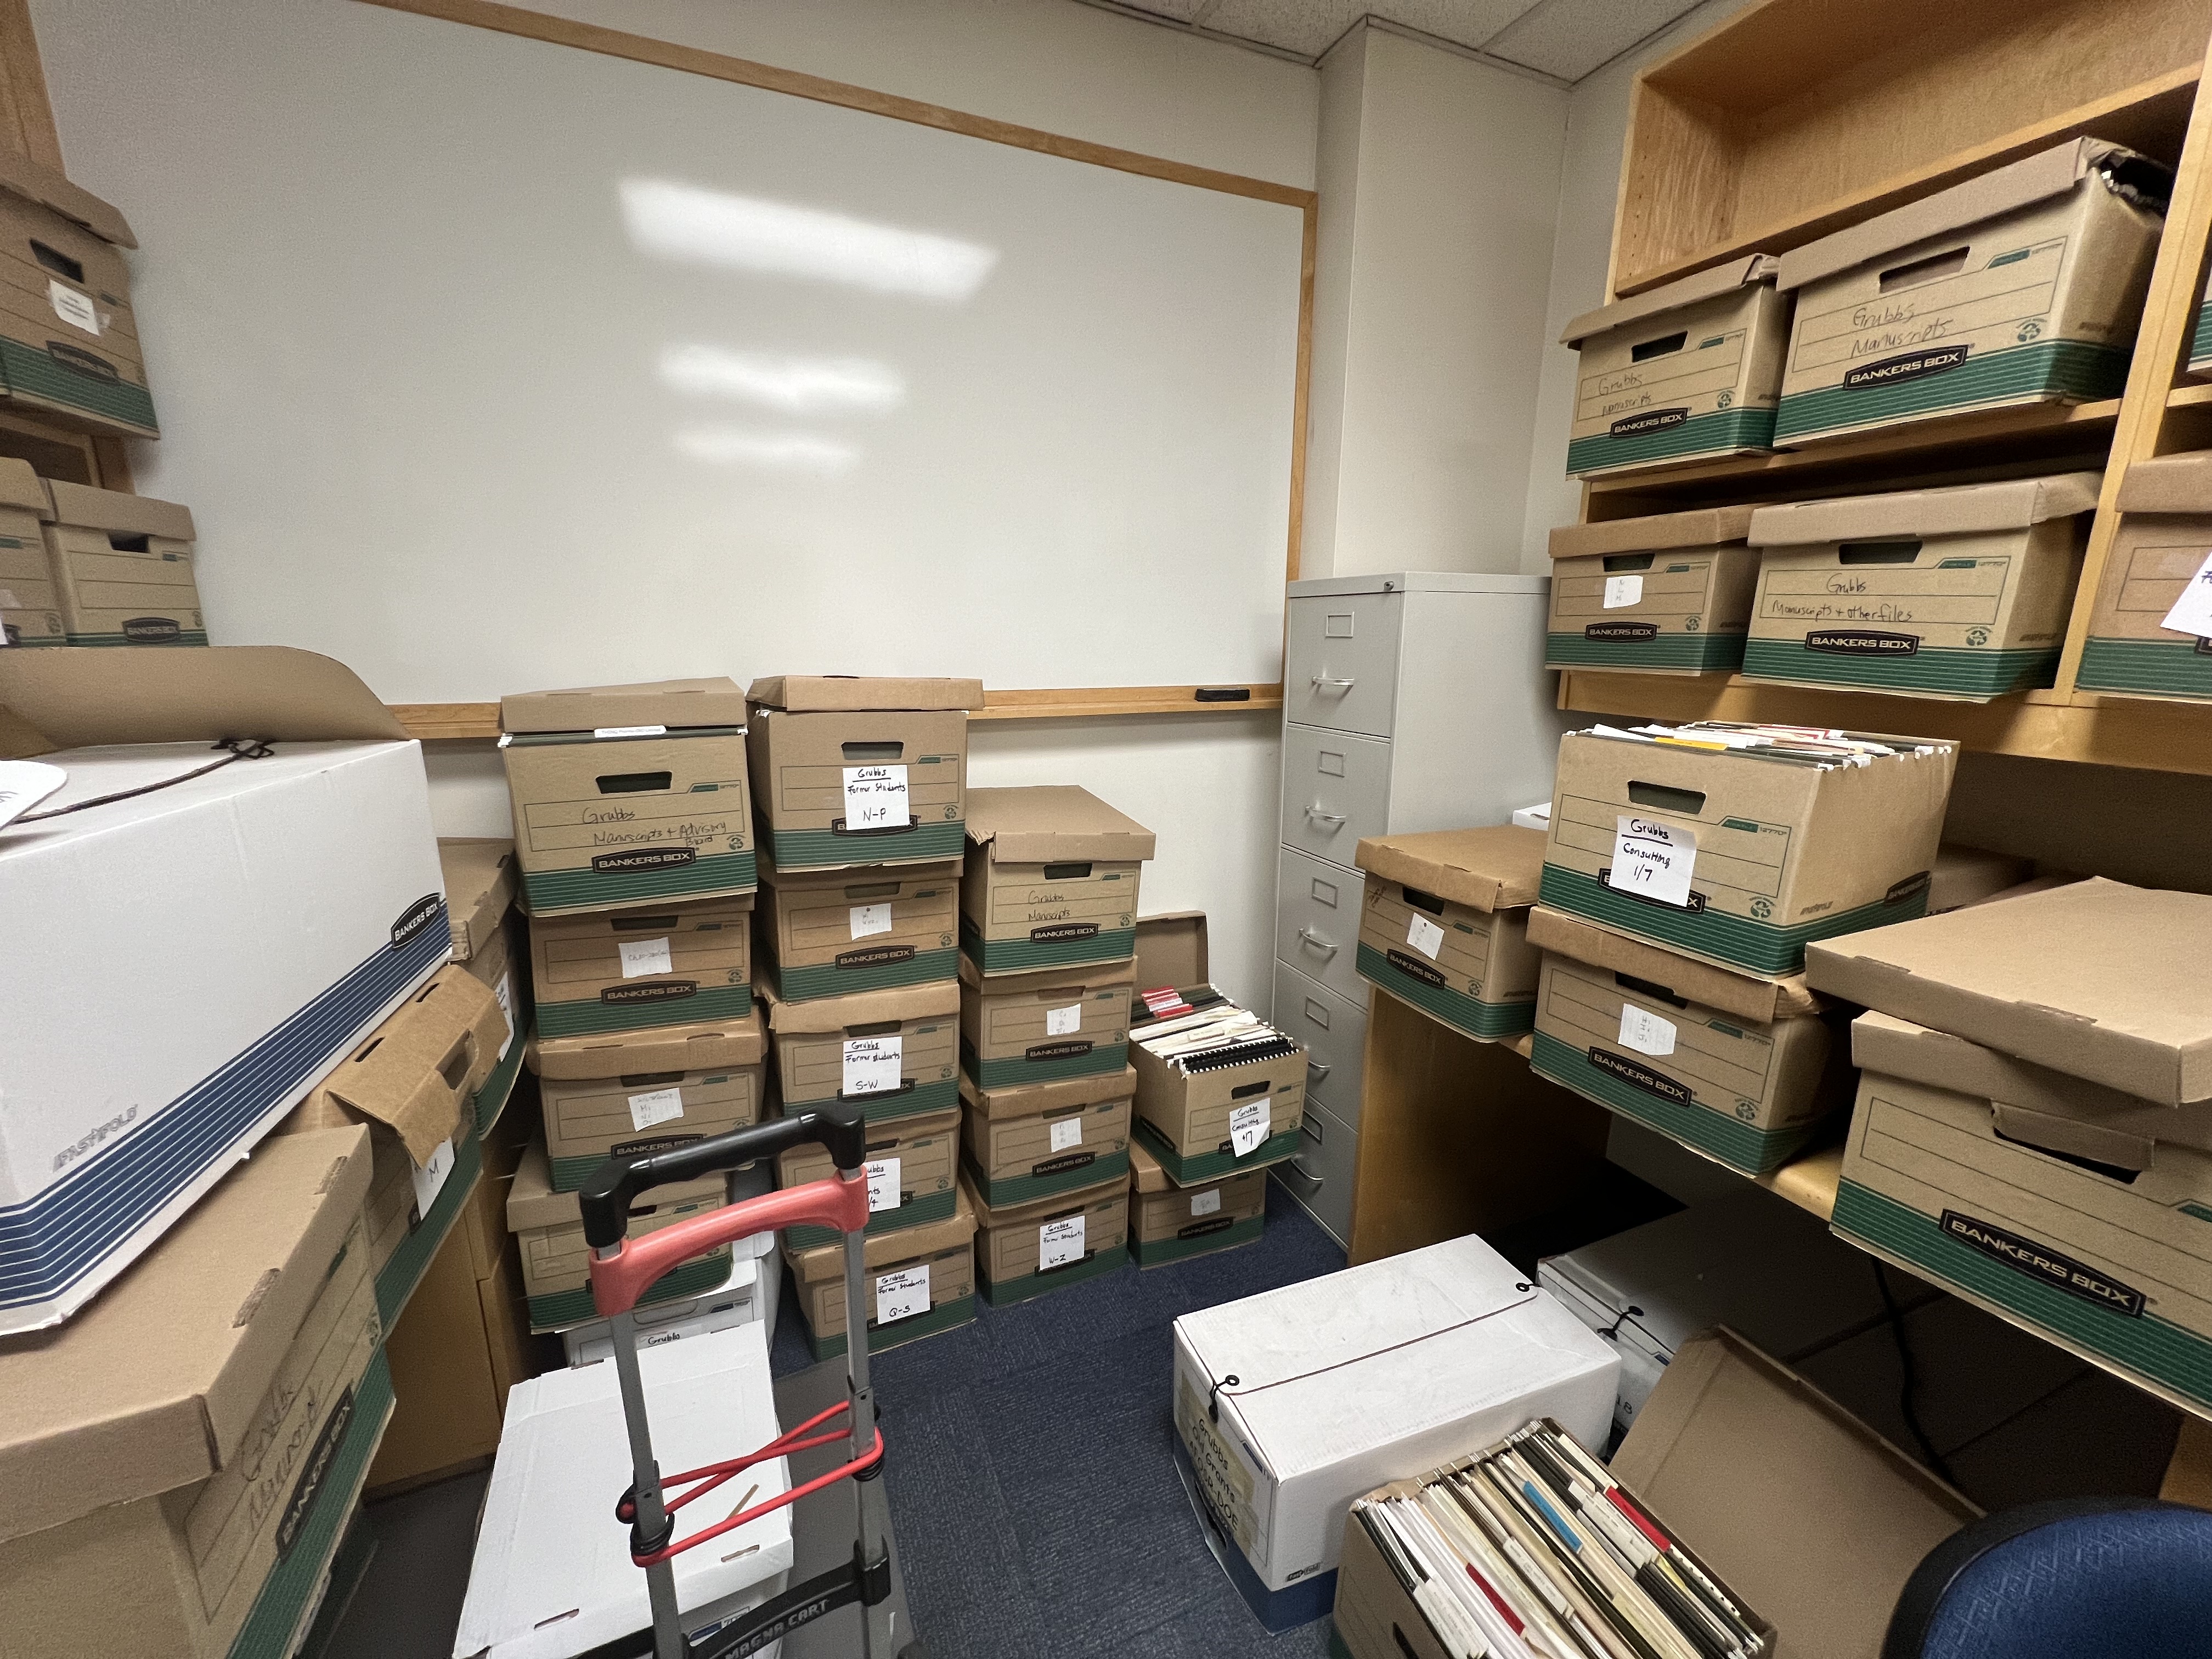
[597, 771, 672, 794]
[1626, 781, 1706, 815]
[1879, 247, 1967, 293]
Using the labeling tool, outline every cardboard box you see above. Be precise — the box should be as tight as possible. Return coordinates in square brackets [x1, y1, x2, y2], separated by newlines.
[964, 1167, 1129, 1305]
[1560, 253, 1788, 477]
[961, 1068, 1133, 1206]
[2076, 448, 2212, 702]
[42, 478, 205, 646]
[1539, 722, 1957, 977]
[1171, 1232, 1617, 1630]
[756, 850, 958, 1000]
[529, 894, 752, 1038]
[1525, 903, 1824, 1026]
[0, 1128, 390, 1659]
[0, 646, 447, 1333]
[2193, 269, 2212, 379]
[1927, 840, 2036, 912]
[534, 1011, 766, 1192]
[960, 784, 1154, 975]
[441, 837, 520, 960]
[459, 914, 530, 1136]
[0, 455, 60, 646]
[1351, 825, 1544, 1042]
[0, 148, 157, 436]
[1804, 876, 2212, 1105]
[778, 1103, 961, 1247]
[1545, 505, 1760, 674]
[958, 953, 1133, 1088]
[745, 674, 981, 871]
[1774, 140, 2166, 445]
[559, 1252, 768, 1365]
[786, 1182, 978, 1359]
[500, 679, 755, 917]
[1530, 952, 1844, 1176]
[1128, 1136, 1265, 1267]
[1742, 472, 2099, 700]
[765, 979, 960, 1124]
[507, 1141, 729, 1330]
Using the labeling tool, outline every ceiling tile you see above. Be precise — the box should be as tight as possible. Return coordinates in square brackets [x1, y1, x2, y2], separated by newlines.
[1200, 0, 1369, 59]
[1108, 0, 1216, 20]
[1374, 0, 1550, 53]
[1478, 0, 1707, 80]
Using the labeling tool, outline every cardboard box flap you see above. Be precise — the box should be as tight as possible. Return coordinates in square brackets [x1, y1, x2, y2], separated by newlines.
[318, 968, 503, 1164]
[0, 456, 48, 516]
[755, 848, 957, 889]
[1748, 472, 2102, 547]
[1526, 905, 1824, 1023]
[1135, 910, 1208, 993]
[2117, 449, 2212, 515]
[1130, 1134, 1170, 1193]
[1612, 1329, 1979, 1659]
[1352, 825, 1545, 913]
[42, 479, 196, 542]
[506, 1139, 725, 1232]
[0, 144, 136, 246]
[964, 785, 1157, 863]
[746, 675, 985, 712]
[529, 1007, 767, 1079]
[1547, 505, 1756, 561]
[438, 838, 517, 959]
[1928, 842, 2036, 913]
[1560, 253, 1778, 347]
[1778, 139, 2162, 292]
[0, 1127, 372, 1544]
[0, 645, 409, 746]
[785, 1179, 977, 1281]
[1804, 877, 2212, 1105]
[500, 678, 748, 733]
[763, 979, 958, 1035]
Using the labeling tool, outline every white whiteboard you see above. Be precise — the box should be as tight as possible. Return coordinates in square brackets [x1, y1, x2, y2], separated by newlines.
[31, 0, 1305, 701]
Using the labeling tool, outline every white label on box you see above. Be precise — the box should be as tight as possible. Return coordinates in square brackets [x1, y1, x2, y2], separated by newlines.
[876, 1264, 929, 1324]
[628, 1086, 685, 1131]
[842, 764, 909, 831]
[1603, 574, 1644, 610]
[1191, 1188, 1222, 1218]
[48, 280, 97, 334]
[1049, 1115, 1083, 1153]
[1404, 914, 1445, 960]
[618, 936, 673, 979]
[1612, 815, 1697, 909]
[593, 724, 667, 738]
[2159, 549, 2212, 639]
[410, 1138, 455, 1217]
[865, 1158, 901, 1212]
[0, 759, 66, 830]
[1040, 1215, 1085, 1269]
[492, 970, 517, 1060]
[1046, 1001, 1082, 1037]
[1228, 1098, 1271, 1159]
[842, 1034, 904, 1097]
[1617, 1005, 1678, 1058]
[849, 901, 893, 940]
[0, 590, 18, 610]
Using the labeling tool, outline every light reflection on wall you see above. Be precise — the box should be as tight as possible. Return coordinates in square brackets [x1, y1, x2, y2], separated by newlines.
[657, 344, 905, 414]
[673, 425, 861, 476]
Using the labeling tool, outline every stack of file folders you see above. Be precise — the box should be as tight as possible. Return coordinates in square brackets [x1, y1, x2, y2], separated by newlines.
[1130, 992, 1299, 1073]
[1349, 1419, 1771, 1659]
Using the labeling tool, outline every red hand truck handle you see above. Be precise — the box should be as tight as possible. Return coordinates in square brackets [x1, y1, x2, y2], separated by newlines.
[589, 1173, 868, 1318]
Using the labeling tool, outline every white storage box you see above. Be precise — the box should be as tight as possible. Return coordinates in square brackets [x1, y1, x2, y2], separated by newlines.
[1171, 1231, 1617, 1630]
[0, 647, 444, 1333]
[558, 1251, 773, 1367]
[456, 1322, 793, 1659]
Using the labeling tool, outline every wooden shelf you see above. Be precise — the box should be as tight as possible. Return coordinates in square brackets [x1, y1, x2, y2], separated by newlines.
[2169, 380, 2212, 407]
[1757, 1143, 1844, 1222]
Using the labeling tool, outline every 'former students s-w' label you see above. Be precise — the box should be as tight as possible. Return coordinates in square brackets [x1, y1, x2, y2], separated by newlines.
[843, 1034, 903, 1096]
[843, 765, 909, 831]
[1612, 815, 1697, 909]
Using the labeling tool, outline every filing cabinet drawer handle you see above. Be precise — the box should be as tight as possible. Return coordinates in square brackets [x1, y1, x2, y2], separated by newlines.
[1283, 1158, 1324, 1189]
[1296, 927, 1339, 955]
[1306, 1059, 1332, 1080]
[1304, 805, 1347, 824]
[1309, 675, 1355, 691]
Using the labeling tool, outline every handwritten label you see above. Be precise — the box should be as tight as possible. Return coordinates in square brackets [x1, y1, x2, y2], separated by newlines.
[628, 1086, 685, 1131]
[1617, 1005, 1678, 1058]
[410, 1138, 455, 1217]
[843, 764, 909, 831]
[1049, 1116, 1083, 1153]
[593, 724, 668, 739]
[2160, 548, 2212, 639]
[849, 901, 893, 940]
[1612, 815, 1697, 909]
[843, 1034, 903, 1097]
[617, 936, 673, 979]
[1040, 1215, 1085, 1269]
[1404, 914, 1444, 960]
[48, 280, 97, 334]
[875, 1264, 929, 1324]
[1046, 1001, 1082, 1037]
[1603, 574, 1644, 610]
[866, 1157, 901, 1212]
[0, 759, 66, 830]
[492, 970, 516, 1060]
[1228, 1098, 1271, 1159]
[1192, 1188, 1222, 1218]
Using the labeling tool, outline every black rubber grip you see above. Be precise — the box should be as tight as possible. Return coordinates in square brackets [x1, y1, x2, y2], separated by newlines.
[577, 1103, 867, 1249]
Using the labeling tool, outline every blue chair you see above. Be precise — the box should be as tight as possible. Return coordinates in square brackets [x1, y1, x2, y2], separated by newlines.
[1882, 1497, 2212, 1659]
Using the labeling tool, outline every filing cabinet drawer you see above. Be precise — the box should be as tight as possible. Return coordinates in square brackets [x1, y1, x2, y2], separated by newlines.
[1273, 845, 1365, 1005]
[1284, 592, 1402, 737]
[1279, 723, 1392, 865]
[1271, 959, 1367, 1128]
[1275, 1092, 1358, 1248]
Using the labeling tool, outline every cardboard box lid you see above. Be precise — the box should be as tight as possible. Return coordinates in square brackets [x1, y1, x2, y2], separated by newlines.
[1527, 905, 1824, 1023]
[310, 968, 504, 1164]
[755, 848, 960, 889]
[0, 144, 135, 247]
[0, 457, 48, 517]
[439, 838, 517, 960]
[1547, 505, 1757, 561]
[960, 1163, 1127, 1228]
[0, 1126, 371, 1544]
[528, 892, 753, 938]
[506, 1139, 726, 1233]
[0, 645, 408, 751]
[42, 478, 196, 542]
[958, 1064, 1137, 1123]
[1611, 1329, 1980, 1659]
[1135, 910, 1208, 992]
[956, 952, 1138, 998]
[785, 1179, 977, 1282]
[1778, 139, 2159, 292]
[2117, 449, 2212, 515]
[1928, 842, 2036, 914]
[1748, 472, 2102, 547]
[746, 675, 985, 712]
[1130, 1133, 1256, 1194]
[964, 785, 1156, 863]
[762, 979, 958, 1036]
[1352, 825, 1545, 913]
[500, 678, 748, 734]
[1560, 252, 1778, 347]
[529, 1006, 766, 1079]
[1804, 877, 2212, 1105]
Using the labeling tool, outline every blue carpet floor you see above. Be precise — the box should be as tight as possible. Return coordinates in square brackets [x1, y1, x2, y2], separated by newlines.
[769, 1178, 1348, 1658]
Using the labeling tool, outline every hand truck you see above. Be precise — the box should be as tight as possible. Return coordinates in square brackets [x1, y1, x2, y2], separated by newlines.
[574, 1103, 919, 1659]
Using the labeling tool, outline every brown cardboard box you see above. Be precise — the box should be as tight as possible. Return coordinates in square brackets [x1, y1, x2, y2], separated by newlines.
[785, 1181, 978, 1359]
[1127, 1136, 1264, 1267]
[1539, 723, 1957, 977]
[1561, 253, 1788, 477]
[964, 1167, 1129, 1305]
[1804, 876, 2212, 1105]
[529, 893, 752, 1039]
[43, 479, 203, 647]
[766, 978, 960, 1124]
[1525, 904, 1823, 1026]
[757, 850, 959, 1000]
[1545, 505, 1760, 674]
[0, 455, 60, 646]
[744, 674, 980, 872]
[777, 1104, 961, 1246]
[506, 1140, 729, 1330]
[534, 1008, 766, 1192]
[499, 679, 754, 917]
[1743, 473, 2099, 701]
[960, 1067, 1133, 1206]
[439, 837, 519, 960]
[2078, 448, 2212, 702]
[960, 785, 1154, 976]
[1351, 826, 1544, 1042]
[0, 1128, 385, 1659]
[1774, 140, 2165, 446]
[0, 148, 157, 437]
[1927, 841, 2036, 913]
[958, 953, 1133, 1089]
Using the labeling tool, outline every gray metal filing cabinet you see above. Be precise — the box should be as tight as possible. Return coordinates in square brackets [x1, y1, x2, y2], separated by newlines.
[1269, 572, 1566, 1246]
